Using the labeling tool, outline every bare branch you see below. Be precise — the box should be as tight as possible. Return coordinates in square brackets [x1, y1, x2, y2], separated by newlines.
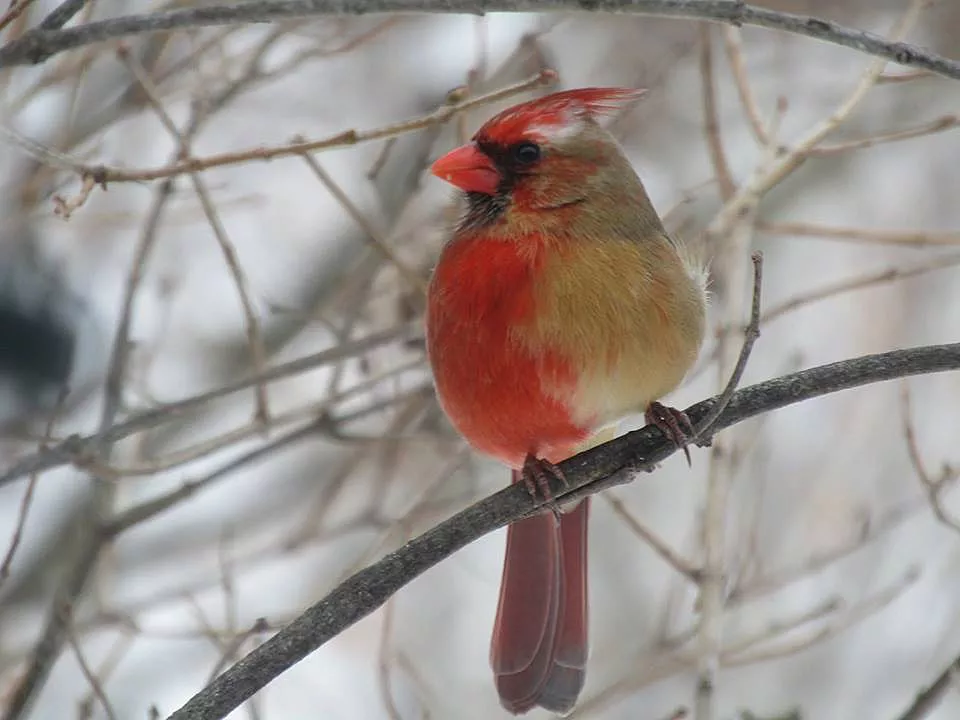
[0, 0, 40, 35]
[0, 392, 65, 587]
[38, 0, 90, 30]
[726, 568, 919, 665]
[0, 320, 421, 489]
[705, 0, 928, 243]
[693, 251, 763, 444]
[7, 69, 556, 191]
[694, 184, 762, 720]
[1, 172, 177, 720]
[3, 9, 958, 717]
[901, 386, 960, 536]
[761, 252, 960, 324]
[299, 153, 427, 293]
[811, 113, 959, 155]
[65, 619, 119, 720]
[377, 600, 404, 720]
[699, 24, 735, 200]
[119, 48, 271, 423]
[605, 494, 701, 582]
[165, 342, 960, 720]
[721, 27, 770, 146]
[730, 494, 943, 605]
[759, 220, 960, 247]
[0, 0, 958, 82]
[106, 417, 328, 534]
[893, 654, 960, 720]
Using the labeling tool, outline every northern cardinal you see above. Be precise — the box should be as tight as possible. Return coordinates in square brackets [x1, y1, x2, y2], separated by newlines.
[426, 88, 707, 715]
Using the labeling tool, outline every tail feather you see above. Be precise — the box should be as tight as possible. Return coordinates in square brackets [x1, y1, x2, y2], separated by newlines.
[491, 469, 589, 715]
[539, 499, 588, 713]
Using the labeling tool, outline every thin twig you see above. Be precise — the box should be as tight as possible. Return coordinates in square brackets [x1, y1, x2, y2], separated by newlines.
[578, 596, 833, 719]
[76, 632, 135, 719]
[694, 203, 761, 720]
[119, 47, 271, 424]
[761, 252, 960, 324]
[0, 122, 89, 171]
[717, 596, 842, 661]
[51, 172, 96, 218]
[0, 391, 66, 586]
[901, 385, 960, 536]
[699, 24, 735, 200]
[65, 620, 118, 720]
[721, 27, 769, 145]
[759, 220, 960, 247]
[811, 114, 959, 155]
[606, 494, 701, 582]
[377, 600, 404, 720]
[90, 357, 423, 479]
[206, 619, 270, 685]
[15, 69, 557, 191]
[726, 568, 919, 665]
[0, 0, 39, 34]
[106, 415, 329, 534]
[878, 69, 931, 84]
[190, 175, 271, 424]
[729, 493, 945, 605]
[693, 252, 763, 444]
[298, 152, 426, 293]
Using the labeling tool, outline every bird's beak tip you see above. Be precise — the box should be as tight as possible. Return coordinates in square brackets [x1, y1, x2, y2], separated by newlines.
[431, 144, 500, 195]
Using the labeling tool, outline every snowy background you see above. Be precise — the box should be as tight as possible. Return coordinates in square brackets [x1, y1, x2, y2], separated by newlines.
[1, 1, 960, 719]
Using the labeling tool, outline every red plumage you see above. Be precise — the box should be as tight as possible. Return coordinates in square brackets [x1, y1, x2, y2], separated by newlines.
[474, 87, 644, 148]
[426, 231, 588, 468]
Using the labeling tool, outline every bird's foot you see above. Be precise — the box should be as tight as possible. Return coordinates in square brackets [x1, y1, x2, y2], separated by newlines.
[645, 401, 694, 466]
[520, 454, 568, 522]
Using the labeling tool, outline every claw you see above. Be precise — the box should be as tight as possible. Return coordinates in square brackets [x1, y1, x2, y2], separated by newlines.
[521, 454, 568, 521]
[645, 401, 694, 466]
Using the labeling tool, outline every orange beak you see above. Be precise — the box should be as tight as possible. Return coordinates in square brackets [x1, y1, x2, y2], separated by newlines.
[431, 143, 500, 195]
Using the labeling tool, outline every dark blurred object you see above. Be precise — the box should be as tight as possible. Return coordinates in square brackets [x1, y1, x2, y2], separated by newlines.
[0, 296, 74, 402]
[0, 221, 83, 427]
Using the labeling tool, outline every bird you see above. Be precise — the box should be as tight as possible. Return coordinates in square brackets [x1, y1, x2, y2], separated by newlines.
[425, 87, 707, 715]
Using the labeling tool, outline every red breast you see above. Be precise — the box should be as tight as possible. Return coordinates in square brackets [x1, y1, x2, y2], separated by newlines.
[426, 230, 590, 468]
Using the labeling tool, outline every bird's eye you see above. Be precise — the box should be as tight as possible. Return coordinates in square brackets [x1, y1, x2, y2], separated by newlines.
[512, 142, 541, 165]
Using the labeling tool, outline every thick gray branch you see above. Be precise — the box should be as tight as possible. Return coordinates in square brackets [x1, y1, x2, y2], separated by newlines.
[166, 342, 960, 720]
[0, 1, 958, 80]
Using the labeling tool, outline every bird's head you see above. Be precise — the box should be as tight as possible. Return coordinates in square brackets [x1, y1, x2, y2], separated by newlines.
[431, 87, 646, 230]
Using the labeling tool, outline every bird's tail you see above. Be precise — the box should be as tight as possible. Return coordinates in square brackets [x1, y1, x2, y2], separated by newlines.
[490, 474, 589, 715]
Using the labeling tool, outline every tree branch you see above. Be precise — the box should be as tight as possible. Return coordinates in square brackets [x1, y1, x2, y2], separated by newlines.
[166, 342, 960, 720]
[0, 0, 958, 81]
[38, 0, 89, 30]
[4, 68, 555, 194]
[0, 320, 421, 489]
[893, 653, 960, 720]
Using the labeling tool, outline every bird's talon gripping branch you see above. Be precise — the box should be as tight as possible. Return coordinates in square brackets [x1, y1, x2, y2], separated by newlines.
[645, 401, 695, 465]
[521, 453, 567, 521]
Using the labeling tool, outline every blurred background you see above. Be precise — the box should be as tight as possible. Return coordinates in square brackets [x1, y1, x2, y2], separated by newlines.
[0, 1, 959, 718]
